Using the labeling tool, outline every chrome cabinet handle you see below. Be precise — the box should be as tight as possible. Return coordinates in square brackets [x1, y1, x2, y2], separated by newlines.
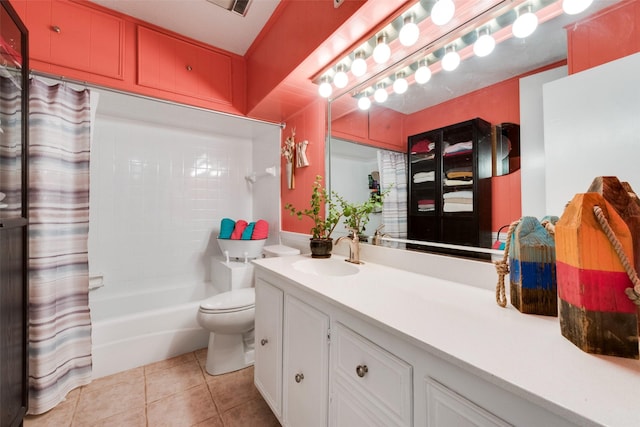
[260, 338, 268, 346]
[295, 373, 304, 383]
[52, 25, 61, 33]
[356, 364, 368, 378]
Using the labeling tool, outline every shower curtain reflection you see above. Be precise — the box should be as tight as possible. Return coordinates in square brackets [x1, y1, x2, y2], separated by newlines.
[377, 150, 407, 246]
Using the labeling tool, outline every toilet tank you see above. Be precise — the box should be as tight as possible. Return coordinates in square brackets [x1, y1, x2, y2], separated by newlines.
[211, 260, 254, 292]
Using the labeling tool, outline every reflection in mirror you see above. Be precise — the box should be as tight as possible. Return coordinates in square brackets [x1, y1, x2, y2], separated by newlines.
[327, 0, 626, 260]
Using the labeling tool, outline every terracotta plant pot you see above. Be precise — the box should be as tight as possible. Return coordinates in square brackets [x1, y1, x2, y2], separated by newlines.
[310, 238, 333, 258]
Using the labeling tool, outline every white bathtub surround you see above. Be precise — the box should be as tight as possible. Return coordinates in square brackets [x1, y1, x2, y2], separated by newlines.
[253, 254, 640, 426]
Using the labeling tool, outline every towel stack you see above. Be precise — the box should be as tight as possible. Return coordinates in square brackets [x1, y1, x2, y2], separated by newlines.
[443, 190, 473, 212]
[219, 218, 269, 240]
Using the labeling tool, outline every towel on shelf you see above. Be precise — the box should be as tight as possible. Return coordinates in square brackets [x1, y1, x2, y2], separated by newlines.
[443, 203, 473, 212]
[219, 218, 235, 239]
[413, 171, 435, 183]
[231, 220, 248, 239]
[443, 197, 472, 204]
[443, 141, 473, 156]
[252, 219, 269, 240]
[241, 222, 256, 240]
[444, 178, 473, 186]
[417, 199, 435, 212]
[443, 190, 473, 200]
[411, 140, 435, 154]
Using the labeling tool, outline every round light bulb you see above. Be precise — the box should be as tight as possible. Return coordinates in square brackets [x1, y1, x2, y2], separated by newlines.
[372, 36, 391, 64]
[358, 96, 371, 110]
[512, 9, 538, 38]
[374, 86, 388, 103]
[441, 49, 460, 71]
[399, 18, 419, 47]
[333, 67, 348, 89]
[351, 56, 367, 77]
[562, 0, 593, 15]
[414, 64, 432, 84]
[318, 80, 332, 98]
[393, 75, 408, 94]
[474, 33, 495, 57]
[431, 0, 455, 26]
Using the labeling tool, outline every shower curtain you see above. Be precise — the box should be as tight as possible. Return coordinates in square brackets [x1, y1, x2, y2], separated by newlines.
[28, 78, 92, 414]
[377, 150, 407, 242]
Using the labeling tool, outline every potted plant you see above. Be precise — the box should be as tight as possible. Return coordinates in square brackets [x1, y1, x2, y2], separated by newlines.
[341, 189, 389, 240]
[284, 175, 343, 258]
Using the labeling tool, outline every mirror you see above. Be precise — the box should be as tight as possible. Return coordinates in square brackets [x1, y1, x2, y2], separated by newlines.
[327, 0, 625, 258]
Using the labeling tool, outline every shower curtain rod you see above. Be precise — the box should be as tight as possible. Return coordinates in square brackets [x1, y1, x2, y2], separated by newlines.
[29, 70, 286, 129]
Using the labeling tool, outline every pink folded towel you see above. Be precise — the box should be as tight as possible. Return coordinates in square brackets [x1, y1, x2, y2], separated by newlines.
[251, 219, 269, 240]
[231, 220, 248, 240]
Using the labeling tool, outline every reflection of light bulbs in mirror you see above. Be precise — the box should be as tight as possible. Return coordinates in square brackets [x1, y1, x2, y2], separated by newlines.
[399, 16, 419, 47]
[393, 73, 408, 94]
[512, 7, 538, 38]
[374, 85, 388, 103]
[473, 29, 495, 57]
[562, 0, 593, 15]
[414, 62, 432, 84]
[431, 0, 455, 26]
[441, 47, 460, 71]
[358, 95, 371, 110]
[372, 35, 391, 64]
[318, 77, 332, 98]
[333, 65, 348, 89]
[351, 52, 367, 77]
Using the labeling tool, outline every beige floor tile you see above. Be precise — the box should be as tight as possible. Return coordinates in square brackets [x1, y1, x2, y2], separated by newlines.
[145, 352, 197, 375]
[193, 415, 225, 427]
[194, 348, 208, 368]
[220, 397, 280, 427]
[146, 358, 205, 403]
[147, 384, 218, 427]
[83, 366, 144, 394]
[72, 377, 145, 425]
[206, 366, 260, 412]
[89, 407, 146, 427]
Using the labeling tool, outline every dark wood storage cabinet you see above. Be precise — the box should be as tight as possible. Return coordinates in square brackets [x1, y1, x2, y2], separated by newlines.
[407, 118, 492, 254]
[0, 1, 29, 425]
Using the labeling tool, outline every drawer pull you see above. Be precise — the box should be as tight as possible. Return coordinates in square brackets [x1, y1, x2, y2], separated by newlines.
[356, 364, 368, 378]
[260, 338, 268, 346]
[295, 373, 304, 383]
[52, 25, 61, 33]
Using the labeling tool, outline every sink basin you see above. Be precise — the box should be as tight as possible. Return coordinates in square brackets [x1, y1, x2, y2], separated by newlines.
[292, 258, 360, 277]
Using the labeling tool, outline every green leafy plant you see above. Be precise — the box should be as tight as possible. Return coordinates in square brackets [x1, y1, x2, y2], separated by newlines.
[341, 188, 390, 238]
[284, 175, 344, 239]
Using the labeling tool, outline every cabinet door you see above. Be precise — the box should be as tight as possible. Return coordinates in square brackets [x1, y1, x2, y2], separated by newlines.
[283, 295, 329, 427]
[254, 279, 283, 420]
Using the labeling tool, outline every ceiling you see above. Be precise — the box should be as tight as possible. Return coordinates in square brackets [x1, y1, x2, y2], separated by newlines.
[88, 0, 281, 55]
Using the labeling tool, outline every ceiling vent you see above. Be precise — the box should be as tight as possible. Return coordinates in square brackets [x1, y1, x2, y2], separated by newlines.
[206, 0, 253, 17]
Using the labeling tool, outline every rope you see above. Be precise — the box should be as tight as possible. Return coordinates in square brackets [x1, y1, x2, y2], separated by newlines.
[494, 220, 520, 308]
[593, 205, 640, 306]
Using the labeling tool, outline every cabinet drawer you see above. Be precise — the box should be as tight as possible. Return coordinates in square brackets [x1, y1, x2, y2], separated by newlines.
[333, 322, 412, 426]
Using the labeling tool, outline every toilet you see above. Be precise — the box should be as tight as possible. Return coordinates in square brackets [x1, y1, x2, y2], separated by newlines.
[197, 240, 299, 375]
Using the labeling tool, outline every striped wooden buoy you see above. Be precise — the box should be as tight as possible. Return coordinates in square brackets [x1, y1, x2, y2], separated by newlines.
[509, 216, 558, 316]
[555, 193, 638, 359]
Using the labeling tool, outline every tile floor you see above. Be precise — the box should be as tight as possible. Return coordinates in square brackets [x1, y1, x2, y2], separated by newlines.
[24, 348, 280, 427]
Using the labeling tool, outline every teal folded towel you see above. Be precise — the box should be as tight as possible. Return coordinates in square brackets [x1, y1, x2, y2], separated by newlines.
[241, 222, 256, 240]
[219, 218, 235, 239]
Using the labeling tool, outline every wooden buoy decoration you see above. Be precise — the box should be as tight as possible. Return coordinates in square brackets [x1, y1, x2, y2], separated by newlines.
[509, 216, 558, 316]
[555, 193, 638, 359]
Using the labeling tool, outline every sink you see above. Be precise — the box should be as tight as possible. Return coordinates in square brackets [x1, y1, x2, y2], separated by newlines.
[292, 258, 360, 277]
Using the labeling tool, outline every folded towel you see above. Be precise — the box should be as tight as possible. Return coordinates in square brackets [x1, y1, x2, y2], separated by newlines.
[252, 219, 269, 240]
[219, 218, 235, 239]
[443, 203, 474, 212]
[413, 171, 435, 183]
[241, 222, 256, 240]
[443, 190, 473, 199]
[231, 220, 248, 240]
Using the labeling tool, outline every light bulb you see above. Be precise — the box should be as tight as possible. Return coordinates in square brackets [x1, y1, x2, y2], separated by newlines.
[399, 16, 419, 47]
[372, 35, 391, 64]
[473, 29, 495, 57]
[374, 85, 388, 103]
[431, 0, 455, 26]
[414, 62, 432, 84]
[562, 0, 593, 15]
[333, 65, 348, 89]
[351, 51, 367, 77]
[441, 47, 460, 71]
[393, 73, 408, 94]
[318, 77, 332, 98]
[358, 95, 371, 110]
[512, 7, 538, 38]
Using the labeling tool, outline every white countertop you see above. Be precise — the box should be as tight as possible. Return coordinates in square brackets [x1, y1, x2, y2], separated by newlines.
[253, 254, 640, 427]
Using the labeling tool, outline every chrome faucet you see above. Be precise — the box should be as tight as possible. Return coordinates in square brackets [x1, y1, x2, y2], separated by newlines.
[336, 228, 362, 264]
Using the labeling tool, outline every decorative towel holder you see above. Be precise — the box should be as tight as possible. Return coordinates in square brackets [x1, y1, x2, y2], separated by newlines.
[245, 166, 276, 183]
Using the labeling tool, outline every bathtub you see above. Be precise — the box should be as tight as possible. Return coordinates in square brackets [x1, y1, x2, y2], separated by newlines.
[90, 281, 217, 379]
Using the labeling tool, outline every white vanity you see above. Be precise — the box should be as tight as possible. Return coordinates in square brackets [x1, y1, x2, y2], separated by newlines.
[252, 253, 640, 427]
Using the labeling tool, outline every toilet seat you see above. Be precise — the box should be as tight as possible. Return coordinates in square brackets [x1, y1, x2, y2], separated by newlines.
[199, 288, 255, 314]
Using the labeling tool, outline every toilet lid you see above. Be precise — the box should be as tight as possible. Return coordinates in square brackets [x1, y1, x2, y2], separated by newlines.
[200, 288, 255, 313]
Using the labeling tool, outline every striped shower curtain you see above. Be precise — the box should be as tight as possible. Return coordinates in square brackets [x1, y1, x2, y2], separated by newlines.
[28, 78, 92, 415]
[377, 150, 407, 242]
